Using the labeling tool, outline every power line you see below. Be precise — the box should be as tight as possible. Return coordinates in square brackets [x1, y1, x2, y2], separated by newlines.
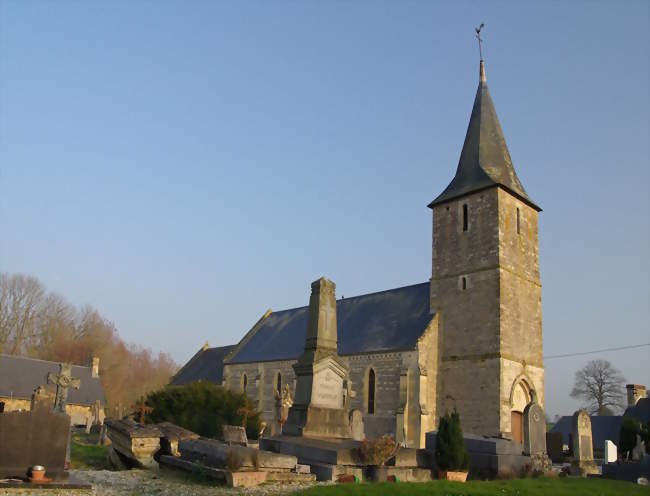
[544, 343, 650, 360]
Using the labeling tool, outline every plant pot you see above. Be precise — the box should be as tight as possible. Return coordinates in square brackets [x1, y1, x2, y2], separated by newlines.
[367, 465, 389, 482]
[30, 466, 46, 481]
[438, 470, 468, 482]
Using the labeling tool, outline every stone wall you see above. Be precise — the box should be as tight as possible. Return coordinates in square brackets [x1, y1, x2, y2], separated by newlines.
[430, 187, 544, 437]
[0, 397, 30, 412]
[0, 396, 102, 426]
[223, 348, 427, 445]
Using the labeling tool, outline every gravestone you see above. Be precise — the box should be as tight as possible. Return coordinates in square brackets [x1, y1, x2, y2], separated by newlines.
[523, 397, 551, 473]
[605, 440, 617, 463]
[546, 432, 564, 463]
[223, 425, 248, 446]
[523, 399, 546, 455]
[48, 363, 81, 414]
[0, 410, 71, 479]
[47, 363, 80, 468]
[350, 409, 365, 441]
[569, 410, 599, 476]
[632, 434, 646, 462]
[31, 385, 55, 412]
[283, 277, 352, 439]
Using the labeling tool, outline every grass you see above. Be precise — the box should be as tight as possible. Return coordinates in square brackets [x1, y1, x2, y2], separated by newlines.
[70, 430, 111, 470]
[296, 476, 650, 496]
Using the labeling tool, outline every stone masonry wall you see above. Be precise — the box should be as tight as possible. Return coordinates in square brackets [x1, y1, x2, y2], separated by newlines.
[224, 350, 419, 442]
[431, 188, 503, 436]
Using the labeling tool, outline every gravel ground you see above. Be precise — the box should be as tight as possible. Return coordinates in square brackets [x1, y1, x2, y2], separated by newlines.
[1, 469, 325, 496]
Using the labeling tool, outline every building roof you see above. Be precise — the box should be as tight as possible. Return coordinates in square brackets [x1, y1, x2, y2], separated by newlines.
[550, 415, 623, 450]
[0, 353, 106, 406]
[170, 344, 235, 386]
[429, 61, 540, 211]
[624, 397, 650, 423]
[226, 282, 433, 364]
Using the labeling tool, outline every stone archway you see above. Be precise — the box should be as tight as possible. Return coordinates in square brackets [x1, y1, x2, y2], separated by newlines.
[509, 378, 532, 444]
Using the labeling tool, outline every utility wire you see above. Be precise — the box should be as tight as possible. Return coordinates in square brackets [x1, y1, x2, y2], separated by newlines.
[544, 343, 650, 360]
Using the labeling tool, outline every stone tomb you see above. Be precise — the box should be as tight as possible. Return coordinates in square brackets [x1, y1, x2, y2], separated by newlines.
[0, 410, 70, 479]
[222, 425, 248, 446]
[569, 410, 599, 476]
[105, 418, 162, 468]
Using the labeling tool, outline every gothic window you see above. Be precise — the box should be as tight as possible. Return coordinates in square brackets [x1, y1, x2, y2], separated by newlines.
[462, 204, 469, 231]
[276, 373, 282, 396]
[242, 374, 248, 394]
[368, 368, 376, 414]
[516, 208, 521, 234]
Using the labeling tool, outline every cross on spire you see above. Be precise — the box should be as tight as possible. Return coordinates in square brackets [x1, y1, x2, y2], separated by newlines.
[47, 363, 81, 413]
[475, 23, 485, 61]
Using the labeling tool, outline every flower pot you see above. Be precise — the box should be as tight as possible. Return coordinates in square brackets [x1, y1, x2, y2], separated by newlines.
[438, 470, 468, 482]
[30, 466, 46, 481]
[367, 465, 389, 482]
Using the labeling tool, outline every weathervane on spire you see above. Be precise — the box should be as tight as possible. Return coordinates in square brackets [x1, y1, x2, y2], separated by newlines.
[475, 23, 485, 61]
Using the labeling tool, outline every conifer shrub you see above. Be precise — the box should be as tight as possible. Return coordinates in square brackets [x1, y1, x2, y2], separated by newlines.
[145, 381, 262, 440]
[619, 417, 640, 457]
[435, 410, 470, 472]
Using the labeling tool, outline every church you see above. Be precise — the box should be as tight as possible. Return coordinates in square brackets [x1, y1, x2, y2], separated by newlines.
[173, 58, 544, 449]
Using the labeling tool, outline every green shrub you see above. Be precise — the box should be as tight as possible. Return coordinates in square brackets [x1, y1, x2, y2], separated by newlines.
[619, 417, 640, 456]
[145, 381, 262, 440]
[435, 410, 470, 472]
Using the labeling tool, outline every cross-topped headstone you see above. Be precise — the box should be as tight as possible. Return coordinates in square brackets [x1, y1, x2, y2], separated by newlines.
[47, 363, 81, 413]
[131, 395, 152, 424]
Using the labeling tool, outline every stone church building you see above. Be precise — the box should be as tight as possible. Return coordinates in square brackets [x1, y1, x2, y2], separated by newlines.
[174, 59, 544, 448]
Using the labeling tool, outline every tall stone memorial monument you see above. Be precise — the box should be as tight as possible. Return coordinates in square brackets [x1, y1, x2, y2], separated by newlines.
[570, 410, 598, 476]
[283, 277, 352, 439]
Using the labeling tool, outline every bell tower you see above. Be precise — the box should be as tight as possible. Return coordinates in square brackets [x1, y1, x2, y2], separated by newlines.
[428, 57, 544, 439]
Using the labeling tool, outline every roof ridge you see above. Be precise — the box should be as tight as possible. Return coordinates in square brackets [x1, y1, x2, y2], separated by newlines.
[0, 353, 92, 370]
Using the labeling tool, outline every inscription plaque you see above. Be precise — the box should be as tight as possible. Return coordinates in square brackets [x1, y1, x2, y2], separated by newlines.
[311, 368, 343, 409]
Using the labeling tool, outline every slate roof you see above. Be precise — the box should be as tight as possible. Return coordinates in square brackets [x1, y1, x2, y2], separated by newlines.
[550, 415, 623, 450]
[429, 61, 540, 211]
[226, 282, 433, 364]
[0, 353, 106, 406]
[170, 345, 235, 386]
[624, 397, 650, 423]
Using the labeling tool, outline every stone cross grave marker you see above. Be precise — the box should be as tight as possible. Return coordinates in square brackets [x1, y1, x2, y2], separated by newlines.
[223, 425, 248, 446]
[523, 400, 546, 455]
[48, 363, 81, 413]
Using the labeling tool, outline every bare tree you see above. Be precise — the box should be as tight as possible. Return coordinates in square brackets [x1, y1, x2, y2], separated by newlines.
[571, 359, 626, 415]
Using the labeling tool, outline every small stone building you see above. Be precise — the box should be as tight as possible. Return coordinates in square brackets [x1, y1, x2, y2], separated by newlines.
[178, 59, 546, 448]
[0, 353, 106, 425]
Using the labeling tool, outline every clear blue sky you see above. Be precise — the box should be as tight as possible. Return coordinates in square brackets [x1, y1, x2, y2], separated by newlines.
[1, 1, 648, 418]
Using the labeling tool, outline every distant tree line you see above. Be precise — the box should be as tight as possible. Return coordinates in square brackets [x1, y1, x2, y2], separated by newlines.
[0, 272, 178, 416]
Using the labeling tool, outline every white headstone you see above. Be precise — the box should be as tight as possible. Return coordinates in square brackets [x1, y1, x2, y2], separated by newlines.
[604, 440, 617, 463]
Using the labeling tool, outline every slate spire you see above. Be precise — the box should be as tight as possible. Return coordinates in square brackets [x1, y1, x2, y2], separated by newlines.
[429, 59, 540, 211]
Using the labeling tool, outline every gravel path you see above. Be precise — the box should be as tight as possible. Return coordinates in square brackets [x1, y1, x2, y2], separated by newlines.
[1, 469, 324, 496]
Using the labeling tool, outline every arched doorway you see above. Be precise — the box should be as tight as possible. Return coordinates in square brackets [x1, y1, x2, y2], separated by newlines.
[510, 379, 531, 444]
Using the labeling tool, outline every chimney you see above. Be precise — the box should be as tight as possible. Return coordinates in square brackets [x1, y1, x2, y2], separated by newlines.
[626, 384, 647, 407]
[91, 357, 100, 378]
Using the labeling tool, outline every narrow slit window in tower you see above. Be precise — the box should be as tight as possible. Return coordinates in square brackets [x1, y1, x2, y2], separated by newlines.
[276, 373, 282, 396]
[368, 368, 376, 414]
[462, 276, 467, 290]
[242, 374, 248, 393]
[516, 208, 521, 234]
[462, 204, 468, 231]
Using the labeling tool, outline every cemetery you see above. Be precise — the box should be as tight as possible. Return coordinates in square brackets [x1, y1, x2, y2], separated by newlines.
[0, 4, 648, 495]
